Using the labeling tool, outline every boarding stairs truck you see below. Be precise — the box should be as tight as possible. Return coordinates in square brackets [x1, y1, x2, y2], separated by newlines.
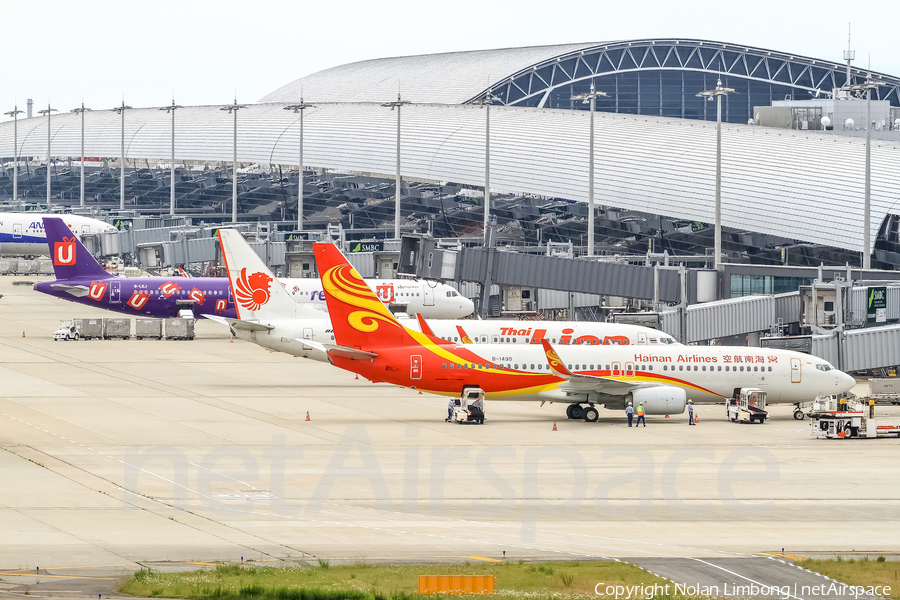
[452, 387, 486, 424]
[809, 396, 900, 439]
[726, 388, 768, 423]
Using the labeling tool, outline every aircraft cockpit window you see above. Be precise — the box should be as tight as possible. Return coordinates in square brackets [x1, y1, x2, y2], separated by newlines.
[816, 364, 833, 372]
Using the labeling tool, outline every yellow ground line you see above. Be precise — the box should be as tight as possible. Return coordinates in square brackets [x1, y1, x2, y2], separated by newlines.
[759, 553, 808, 561]
[189, 561, 221, 566]
[0, 572, 116, 580]
[464, 556, 502, 562]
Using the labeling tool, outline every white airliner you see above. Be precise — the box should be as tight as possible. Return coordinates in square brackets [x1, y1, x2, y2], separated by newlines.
[0, 213, 117, 256]
[213, 231, 855, 423]
[212, 229, 678, 367]
[279, 276, 473, 319]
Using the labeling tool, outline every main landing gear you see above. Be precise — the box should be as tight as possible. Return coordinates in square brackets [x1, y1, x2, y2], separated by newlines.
[566, 403, 598, 422]
[793, 404, 805, 420]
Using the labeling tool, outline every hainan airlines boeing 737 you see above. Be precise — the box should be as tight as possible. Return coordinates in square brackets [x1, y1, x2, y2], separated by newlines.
[0, 213, 117, 256]
[210, 229, 680, 366]
[310, 242, 854, 421]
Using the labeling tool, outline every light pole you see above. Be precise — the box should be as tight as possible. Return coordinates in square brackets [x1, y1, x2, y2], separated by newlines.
[284, 99, 314, 231]
[841, 76, 884, 269]
[70, 103, 92, 207]
[37, 104, 58, 204]
[697, 79, 734, 271]
[111, 101, 132, 211]
[221, 99, 247, 223]
[381, 93, 410, 240]
[159, 100, 183, 216]
[3, 106, 24, 202]
[482, 90, 501, 242]
[572, 83, 608, 257]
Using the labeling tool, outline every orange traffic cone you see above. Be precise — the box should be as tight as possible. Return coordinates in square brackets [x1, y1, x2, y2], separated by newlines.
[230, 335, 234, 343]
[418, 391, 422, 394]
[665, 414, 670, 418]
[694, 415, 699, 424]
[355, 375, 359, 380]
[552, 420, 558, 431]
[305, 411, 311, 422]
[22, 331, 25, 338]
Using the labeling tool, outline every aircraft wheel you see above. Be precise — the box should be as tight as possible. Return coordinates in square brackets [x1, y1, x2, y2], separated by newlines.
[583, 407, 599, 422]
[569, 405, 584, 420]
[793, 410, 804, 420]
[565, 404, 580, 419]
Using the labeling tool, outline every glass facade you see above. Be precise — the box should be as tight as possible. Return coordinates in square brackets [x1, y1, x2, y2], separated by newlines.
[731, 275, 815, 297]
[482, 41, 900, 125]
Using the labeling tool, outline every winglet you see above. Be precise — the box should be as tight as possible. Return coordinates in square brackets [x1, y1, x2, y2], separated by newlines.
[541, 339, 574, 378]
[415, 312, 436, 337]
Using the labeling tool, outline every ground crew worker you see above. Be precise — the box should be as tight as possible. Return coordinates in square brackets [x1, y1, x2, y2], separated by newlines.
[626, 402, 634, 427]
[447, 398, 454, 422]
[688, 399, 695, 425]
[635, 402, 646, 427]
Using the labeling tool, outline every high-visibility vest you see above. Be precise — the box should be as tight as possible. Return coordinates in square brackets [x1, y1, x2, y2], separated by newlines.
[637, 405, 644, 416]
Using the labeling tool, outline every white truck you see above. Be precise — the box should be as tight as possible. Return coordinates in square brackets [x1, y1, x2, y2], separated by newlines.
[809, 396, 900, 439]
[53, 320, 80, 341]
[726, 388, 768, 423]
[452, 388, 486, 424]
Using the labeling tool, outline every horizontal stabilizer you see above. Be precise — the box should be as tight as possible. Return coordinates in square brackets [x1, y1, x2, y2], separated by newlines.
[205, 315, 273, 332]
[294, 338, 378, 360]
[50, 283, 90, 297]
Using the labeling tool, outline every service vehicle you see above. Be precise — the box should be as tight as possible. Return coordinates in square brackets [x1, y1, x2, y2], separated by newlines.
[809, 396, 900, 439]
[52, 320, 79, 341]
[452, 387, 486, 424]
[726, 388, 768, 423]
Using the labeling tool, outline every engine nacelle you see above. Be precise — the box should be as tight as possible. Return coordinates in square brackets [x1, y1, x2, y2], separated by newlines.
[629, 387, 686, 415]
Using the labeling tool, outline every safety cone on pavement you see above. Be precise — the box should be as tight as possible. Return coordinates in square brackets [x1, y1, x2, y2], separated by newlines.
[552, 420, 558, 431]
[230, 335, 234, 343]
[305, 411, 311, 421]
[694, 415, 699, 424]
[665, 414, 670, 418]
[355, 375, 359, 380]
[418, 391, 422, 394]
[22, 331, 25, 338]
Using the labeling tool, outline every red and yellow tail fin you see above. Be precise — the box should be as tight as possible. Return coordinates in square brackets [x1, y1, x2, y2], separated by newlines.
[313, 243, 414, 349]
[456, 325, 474, 344]
[415, 312, 436, 337]
[541, 339, 574, 378]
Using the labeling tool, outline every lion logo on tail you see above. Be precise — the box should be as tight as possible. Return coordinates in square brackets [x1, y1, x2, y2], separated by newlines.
[235, 268, 273, 311]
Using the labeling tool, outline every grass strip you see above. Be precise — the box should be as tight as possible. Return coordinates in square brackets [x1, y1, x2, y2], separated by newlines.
[802, 557, 900, 599]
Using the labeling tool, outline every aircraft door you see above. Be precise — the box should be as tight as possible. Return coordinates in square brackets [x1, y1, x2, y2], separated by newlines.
[637, 332, 648, 345]
[791, 358, 801, 383]
[13, 223, 22, 238]
[110, 281, 121, 303]
[410, 355, 422, 380]
[82, 224, 90, 234]
[625, 362, 635, 378]
[423, 283, 435, 306]
[302, 327, 313, 340]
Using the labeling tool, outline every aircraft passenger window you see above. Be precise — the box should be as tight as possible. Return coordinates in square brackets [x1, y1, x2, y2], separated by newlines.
[530, 364, 535, 370]
[590, 364, 594, 370]
[754, 366, 758, 372]
[768, 366, 772, 372]
[514, 364, 518, 369]
[552, 338, 556, 343]
[442, 364, 446, 369]
[702, 366, 706, 371]
[694, 366, 698, 371]
[740, 366, 744, 372]
[679, 366, 683, 371]
[648, 365, 653, 371]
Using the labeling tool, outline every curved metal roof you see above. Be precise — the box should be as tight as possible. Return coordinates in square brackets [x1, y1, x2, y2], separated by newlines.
[261, 39, 900, 110]
[260, 42, 599, 104]
[2, 103, 898, 254]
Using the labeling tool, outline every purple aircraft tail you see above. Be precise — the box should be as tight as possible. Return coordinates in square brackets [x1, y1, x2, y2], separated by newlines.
[43, 217, 112, 281]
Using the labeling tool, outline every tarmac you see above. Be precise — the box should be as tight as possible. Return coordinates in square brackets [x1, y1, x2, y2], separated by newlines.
[1, 275, 898, 599]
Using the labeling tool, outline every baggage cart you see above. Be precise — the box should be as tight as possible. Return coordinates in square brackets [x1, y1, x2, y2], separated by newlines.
[164, 318, 195, 340]
[135, 318, 162, 340]
[73, 318, 102, 340]
[102, 318, 131, 340]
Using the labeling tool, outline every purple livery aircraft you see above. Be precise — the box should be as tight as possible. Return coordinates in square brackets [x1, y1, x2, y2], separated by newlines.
[35, 217, 237, 319]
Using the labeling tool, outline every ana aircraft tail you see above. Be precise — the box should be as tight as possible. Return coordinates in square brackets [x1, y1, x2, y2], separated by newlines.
[313, 242, 416, 349]
[43, 217, 112, 281]
[218, 228, 325, 321]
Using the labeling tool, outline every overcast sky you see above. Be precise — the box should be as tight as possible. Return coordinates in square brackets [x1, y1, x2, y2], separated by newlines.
[1, 0, 895, 120]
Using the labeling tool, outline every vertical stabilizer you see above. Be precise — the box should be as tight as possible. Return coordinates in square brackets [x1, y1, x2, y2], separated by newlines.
[313, 242, 415, 349]
[43, 217, 112, 281]
[218, 228, 325, 321]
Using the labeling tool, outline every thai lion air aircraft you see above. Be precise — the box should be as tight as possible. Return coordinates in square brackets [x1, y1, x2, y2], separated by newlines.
[311, 242, 855, 422]
[210, 229, 680, 365]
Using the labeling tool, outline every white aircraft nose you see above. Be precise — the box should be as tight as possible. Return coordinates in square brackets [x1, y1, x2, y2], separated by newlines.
[838, 371, 855, 392]
[461, 297, 475, 316]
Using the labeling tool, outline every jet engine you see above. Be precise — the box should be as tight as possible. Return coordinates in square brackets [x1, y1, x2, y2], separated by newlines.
[629, 387, 686, 415]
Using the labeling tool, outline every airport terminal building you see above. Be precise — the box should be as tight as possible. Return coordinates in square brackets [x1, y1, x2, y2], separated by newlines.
[2, 38, 900, 271]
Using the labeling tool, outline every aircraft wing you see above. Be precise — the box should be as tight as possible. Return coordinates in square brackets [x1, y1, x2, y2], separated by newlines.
[50, 283, 90, 297]
[540, 339, 659, 395]
[294, 338, 378, 360]
[205, 315, 274, 332]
